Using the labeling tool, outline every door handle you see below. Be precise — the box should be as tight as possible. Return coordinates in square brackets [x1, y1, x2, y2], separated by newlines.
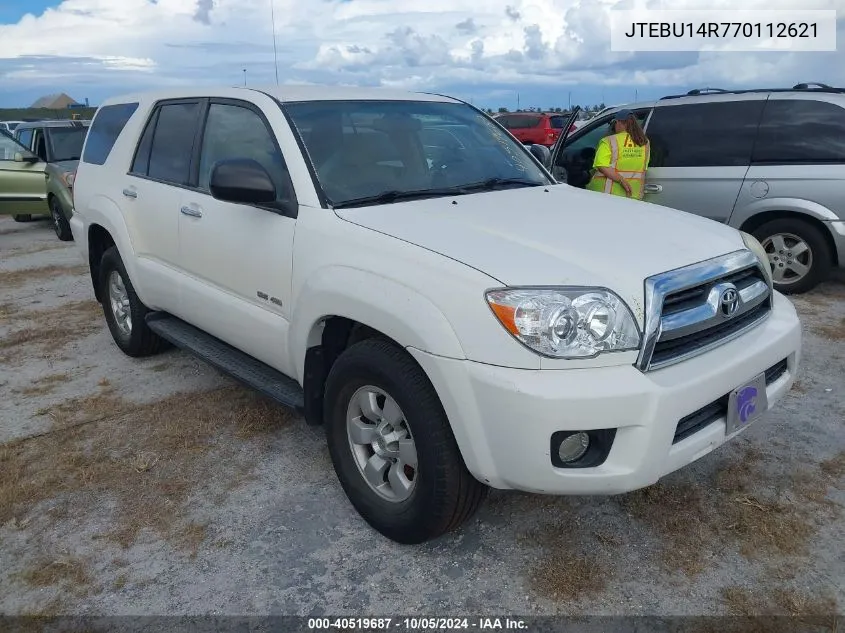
[643, 184, 663, 194]
[122, 189, 137, 199]
[180, 206, 202, 218]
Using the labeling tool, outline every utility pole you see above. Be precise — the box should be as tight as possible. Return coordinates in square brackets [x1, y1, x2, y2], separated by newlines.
[635, 89, 638, 101]
[243, 69, 247, 86]
[270, 0, 280, 85]
[517, 92, 520, 111]
[568, 91, 571, 110]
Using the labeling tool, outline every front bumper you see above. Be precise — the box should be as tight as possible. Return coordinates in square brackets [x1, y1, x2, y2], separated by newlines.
[410, 292, 801, 495]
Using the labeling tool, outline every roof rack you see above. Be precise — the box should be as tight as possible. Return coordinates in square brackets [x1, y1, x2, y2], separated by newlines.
[685, 88, 728, 96]
[660, 83, 845, 100]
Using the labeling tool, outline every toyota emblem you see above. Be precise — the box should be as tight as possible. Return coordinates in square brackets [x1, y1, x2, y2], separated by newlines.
[719, 287, 740, 317]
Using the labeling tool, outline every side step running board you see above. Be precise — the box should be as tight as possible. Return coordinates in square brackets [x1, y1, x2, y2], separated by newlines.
[146, 312, 304, 411]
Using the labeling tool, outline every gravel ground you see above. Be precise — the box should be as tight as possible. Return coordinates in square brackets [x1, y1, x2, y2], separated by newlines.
[1, 215, 843, 618]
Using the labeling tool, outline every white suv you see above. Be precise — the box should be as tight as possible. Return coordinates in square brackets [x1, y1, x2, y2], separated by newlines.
[70, 86, 802, 544]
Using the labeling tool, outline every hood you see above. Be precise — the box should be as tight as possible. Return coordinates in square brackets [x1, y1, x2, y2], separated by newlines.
[335, 184, 746, 320]
[51, 159, 79, 173]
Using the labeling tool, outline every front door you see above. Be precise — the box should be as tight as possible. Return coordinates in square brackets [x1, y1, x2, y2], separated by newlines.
[551, 108, 650, 188]
[641, 98, 766, 222]
[0, 133, 47, 216]
[177, 98, 298, 376]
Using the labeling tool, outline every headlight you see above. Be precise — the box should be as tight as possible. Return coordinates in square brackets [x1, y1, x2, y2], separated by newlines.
[486, 288, 641, 359]
[60, 171, 75, 189]
[741, 231, 774, 292]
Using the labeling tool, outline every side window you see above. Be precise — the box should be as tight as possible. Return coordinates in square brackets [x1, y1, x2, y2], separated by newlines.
[646, 101, 765, 168]
[549, 116, 567, 129]
[82, 102, 139, 166]
[197, 103, 290, 202]
[0, 131, 33, 160]
[130, 109, 158, 176]
[753, 100, 845, 164]
[16, 129, 33, 150]
[147, 102, 201, 185]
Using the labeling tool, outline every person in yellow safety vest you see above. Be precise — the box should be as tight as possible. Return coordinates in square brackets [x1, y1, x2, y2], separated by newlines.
[586, 109, 650, 199]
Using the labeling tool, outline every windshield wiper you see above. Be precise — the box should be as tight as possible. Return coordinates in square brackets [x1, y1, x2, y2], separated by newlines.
[332, 187, 473, 209]
[460, 177, 546, 192]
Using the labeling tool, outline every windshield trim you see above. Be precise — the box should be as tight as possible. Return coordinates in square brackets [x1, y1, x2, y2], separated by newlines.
[265, 96, 554, 209]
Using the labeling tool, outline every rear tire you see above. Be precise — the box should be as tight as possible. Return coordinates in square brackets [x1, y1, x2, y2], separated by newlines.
[98, 246, 166, 357]
[324, 338, 487, 544]
[752, 218, 832, 295]
[49, 197, 73, 241]
[12, 214, 32, 222]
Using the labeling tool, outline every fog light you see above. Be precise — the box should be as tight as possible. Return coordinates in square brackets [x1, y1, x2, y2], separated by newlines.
[558, 432, 590, 463]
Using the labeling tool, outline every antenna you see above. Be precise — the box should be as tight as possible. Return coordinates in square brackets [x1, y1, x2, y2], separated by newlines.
[270, 0, 280, 85]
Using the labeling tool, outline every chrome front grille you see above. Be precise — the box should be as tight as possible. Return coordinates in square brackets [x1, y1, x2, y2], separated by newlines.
[637, 250, 772, 372]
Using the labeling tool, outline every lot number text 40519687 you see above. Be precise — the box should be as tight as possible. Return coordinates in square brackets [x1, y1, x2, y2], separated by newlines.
[307, 617, 528, 630]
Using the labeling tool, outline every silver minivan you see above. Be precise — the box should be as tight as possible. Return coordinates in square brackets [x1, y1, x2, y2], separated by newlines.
[549, 83, 845, 294]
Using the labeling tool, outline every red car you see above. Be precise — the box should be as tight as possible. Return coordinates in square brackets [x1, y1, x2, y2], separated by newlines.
[493, 112, 575, 147]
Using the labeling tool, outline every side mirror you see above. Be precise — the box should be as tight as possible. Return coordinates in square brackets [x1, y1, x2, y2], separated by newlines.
[529, 144, 551, 169]
[13, 152, 37, 164]
[209, 158, 276, 205]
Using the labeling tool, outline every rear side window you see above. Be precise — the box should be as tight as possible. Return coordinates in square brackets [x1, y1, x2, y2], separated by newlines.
[753, 100, 845, 164]
[549, 116, 567, 129]
[646, 101, 765, 168]
[82, 102, 139, 165]
[143, 102, 201, 185]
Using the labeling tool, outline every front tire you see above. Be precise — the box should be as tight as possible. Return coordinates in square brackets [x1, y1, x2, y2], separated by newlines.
[752, 218, 832, 294]
[324, 338, 487, 544]
[49, 197, 73, 241]
[98, 246, 165, 357]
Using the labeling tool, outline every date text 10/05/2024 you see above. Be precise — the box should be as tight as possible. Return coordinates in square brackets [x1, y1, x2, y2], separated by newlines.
[307, 617, 528, 630]
[623, 22, 818, 39]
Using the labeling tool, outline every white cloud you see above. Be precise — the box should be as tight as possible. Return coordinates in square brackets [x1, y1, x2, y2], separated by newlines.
[1, 0, 843, 102]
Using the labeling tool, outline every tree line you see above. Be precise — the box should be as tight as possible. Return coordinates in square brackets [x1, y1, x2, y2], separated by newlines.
[481, 104, 608, 114]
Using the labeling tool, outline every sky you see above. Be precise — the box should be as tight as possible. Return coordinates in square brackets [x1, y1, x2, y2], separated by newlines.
[0, 0, 843, 110]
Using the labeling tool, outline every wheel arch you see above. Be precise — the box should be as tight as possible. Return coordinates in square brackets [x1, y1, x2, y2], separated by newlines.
[291, 267, 466, 426]
[738, 209, 838, 267]
[85, 200, 143, 304]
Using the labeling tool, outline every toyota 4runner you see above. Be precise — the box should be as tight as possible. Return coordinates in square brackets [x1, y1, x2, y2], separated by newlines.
[69, 87, 802, 544]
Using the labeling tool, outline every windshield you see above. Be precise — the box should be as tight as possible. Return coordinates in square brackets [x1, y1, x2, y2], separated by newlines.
[284, 100, 549, 207]
[47, 127, 88, 161]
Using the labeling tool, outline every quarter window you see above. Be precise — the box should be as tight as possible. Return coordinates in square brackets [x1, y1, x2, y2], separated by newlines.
[646, 101, 765, 168]
[82, 102, 139, 165]
[197, 103, 290, 202]
[146, 102, 200, 185]
[753, 99, 845, 164]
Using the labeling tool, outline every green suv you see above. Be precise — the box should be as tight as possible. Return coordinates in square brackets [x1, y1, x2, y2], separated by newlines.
[0, 120, 89, 240]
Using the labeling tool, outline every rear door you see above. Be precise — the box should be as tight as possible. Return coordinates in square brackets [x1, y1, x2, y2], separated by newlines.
[0, 132, 47, 216]
[643, 97, 766, 222]
[732, 96, 845, 227]
[122, 99, 204, 311]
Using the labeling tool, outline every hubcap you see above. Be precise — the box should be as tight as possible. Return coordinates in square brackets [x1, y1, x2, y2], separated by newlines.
[108, 270, 132, 336]
[346, 385, 418, 503]
[761, 233, 812, 286]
